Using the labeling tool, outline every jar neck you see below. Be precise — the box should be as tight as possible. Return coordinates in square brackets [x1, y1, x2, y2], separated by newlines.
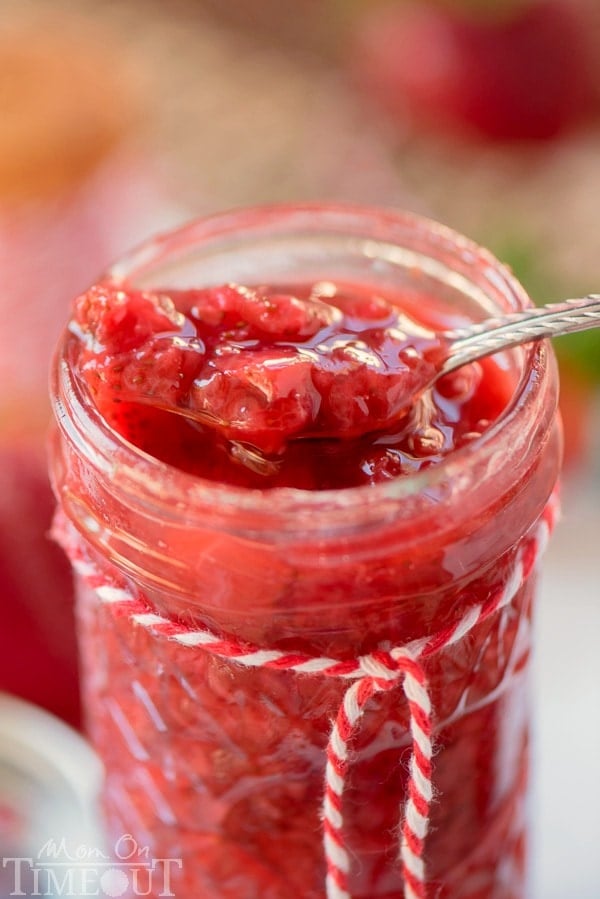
[50, 205, 561, 602]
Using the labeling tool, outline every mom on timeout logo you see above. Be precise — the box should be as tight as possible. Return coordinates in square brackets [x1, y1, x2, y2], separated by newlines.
[2, 834, 182, 897]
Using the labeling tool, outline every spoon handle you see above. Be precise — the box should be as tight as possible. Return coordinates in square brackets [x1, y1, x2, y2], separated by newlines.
[443, 294, 600, 374]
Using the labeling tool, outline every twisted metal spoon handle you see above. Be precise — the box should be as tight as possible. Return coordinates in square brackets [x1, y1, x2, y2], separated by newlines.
[443, 294, 600, 374]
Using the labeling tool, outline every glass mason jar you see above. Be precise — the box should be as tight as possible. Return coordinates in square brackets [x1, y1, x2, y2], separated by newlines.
[49, 206, 561, 899]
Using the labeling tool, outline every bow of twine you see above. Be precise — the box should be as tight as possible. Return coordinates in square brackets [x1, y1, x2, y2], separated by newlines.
[59, 492, 558, 899]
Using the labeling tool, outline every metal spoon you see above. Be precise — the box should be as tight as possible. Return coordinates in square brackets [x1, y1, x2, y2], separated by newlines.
[439, 294, 600, 378]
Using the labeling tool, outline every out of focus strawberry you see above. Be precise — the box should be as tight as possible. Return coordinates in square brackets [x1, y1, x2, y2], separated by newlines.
[0, 443, 80, 726]
[554, 362, 595, 470]
[352, 0, 597, 142]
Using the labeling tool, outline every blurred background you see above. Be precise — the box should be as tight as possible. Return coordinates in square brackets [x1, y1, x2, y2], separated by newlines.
[0, 0, 598, 896]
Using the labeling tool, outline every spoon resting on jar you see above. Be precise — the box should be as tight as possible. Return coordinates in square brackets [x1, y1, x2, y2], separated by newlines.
[70, 284, 600, 483]
[439, 294, 600, 379]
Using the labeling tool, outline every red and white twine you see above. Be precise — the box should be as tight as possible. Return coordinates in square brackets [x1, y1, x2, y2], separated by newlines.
[61, 493, 558, 899]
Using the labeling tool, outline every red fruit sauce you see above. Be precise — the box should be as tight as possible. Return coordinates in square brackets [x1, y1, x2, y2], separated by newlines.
[71, 280, 510, 489]
[51, 208, 560, 899]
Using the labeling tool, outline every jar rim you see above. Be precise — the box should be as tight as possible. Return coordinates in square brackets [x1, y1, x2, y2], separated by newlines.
[51, 202, 554, 532]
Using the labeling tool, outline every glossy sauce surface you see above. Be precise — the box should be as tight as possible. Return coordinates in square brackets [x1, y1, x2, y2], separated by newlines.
[71, 280, 513, 489]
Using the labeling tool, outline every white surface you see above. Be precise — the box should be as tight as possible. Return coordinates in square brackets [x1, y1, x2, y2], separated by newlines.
[0, 693, 103, 850]
[532, 479, 600, 899]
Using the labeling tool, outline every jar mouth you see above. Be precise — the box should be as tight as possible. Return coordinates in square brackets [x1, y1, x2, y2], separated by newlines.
[52, 203, 552, 530]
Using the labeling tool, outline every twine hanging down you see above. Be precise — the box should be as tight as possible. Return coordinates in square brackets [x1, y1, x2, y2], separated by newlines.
[61, 491, 558, 899]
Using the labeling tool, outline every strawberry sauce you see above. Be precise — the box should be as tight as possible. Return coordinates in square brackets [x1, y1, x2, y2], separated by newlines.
[71, 280, 511, 489]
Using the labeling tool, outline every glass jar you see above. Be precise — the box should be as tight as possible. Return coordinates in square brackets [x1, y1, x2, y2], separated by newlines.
[49, 205, 561, 898]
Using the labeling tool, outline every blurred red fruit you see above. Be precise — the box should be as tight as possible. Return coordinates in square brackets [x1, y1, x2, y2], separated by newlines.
[0, 445, 80, 727]
[353, 0, 596, 141]
[557, 363, 595, 470]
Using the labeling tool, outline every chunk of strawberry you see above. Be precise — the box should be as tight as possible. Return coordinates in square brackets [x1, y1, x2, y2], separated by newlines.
[72, 283, 184, 353]
[183, 284, 335, 341]
[191, 349, 320, 455]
